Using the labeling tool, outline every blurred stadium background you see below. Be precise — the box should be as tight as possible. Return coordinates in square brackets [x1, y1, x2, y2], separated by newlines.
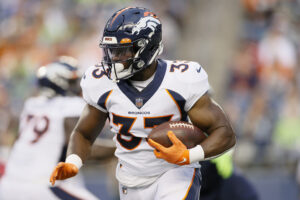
[1, 0, 300, 199]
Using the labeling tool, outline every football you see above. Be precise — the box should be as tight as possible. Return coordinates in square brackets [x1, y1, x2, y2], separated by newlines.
[148, 121, 207, 148]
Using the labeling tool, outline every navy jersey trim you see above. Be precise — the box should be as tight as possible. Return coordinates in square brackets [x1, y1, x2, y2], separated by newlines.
[117, 59, 167, 109]
[166, 89, 187, 121]
[97, 90, 112, 110]
[185, 168, 201, 200]
[50, 186, 82, 200]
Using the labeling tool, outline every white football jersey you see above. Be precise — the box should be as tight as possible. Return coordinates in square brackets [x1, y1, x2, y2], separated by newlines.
[81, 59, 210, 186]
[2, 96, 84, 184]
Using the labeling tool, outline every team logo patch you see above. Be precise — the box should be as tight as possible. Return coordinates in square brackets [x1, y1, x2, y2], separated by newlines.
[135, 97, 144, 108]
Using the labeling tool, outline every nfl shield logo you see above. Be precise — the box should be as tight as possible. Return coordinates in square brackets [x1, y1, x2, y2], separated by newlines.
[135, 98, 143, 108]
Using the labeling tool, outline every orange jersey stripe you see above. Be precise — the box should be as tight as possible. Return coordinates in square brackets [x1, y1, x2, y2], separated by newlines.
[104, 90, 113, 108]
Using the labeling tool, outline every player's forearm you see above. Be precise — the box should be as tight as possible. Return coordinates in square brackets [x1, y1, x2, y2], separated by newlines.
[67, 131, 93, 164]
[200, 126, 236, 158]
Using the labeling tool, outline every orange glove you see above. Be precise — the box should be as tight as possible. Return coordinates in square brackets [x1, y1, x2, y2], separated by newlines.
[148, 131, 190, 165]
[50, 162, 78, 186]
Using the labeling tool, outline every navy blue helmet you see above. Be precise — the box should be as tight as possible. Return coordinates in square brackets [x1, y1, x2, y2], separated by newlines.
[37, 56, 81, 96]
[99, 7, 163, 81]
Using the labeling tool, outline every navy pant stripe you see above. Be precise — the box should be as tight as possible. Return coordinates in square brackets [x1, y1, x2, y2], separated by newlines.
[185, 168, 201, 200]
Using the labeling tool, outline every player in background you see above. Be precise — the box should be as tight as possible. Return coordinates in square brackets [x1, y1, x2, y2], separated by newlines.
[0, 56, 99, 200]
[200, 151, 259, 200]
[50, 7, 236, 200]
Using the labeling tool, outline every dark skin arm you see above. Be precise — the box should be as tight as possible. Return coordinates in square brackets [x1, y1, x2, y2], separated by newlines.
[55, 117, 79, 162]
[64, 117, 79, 145]
[67, 104, 108, 163]
[50, 104, 108, 185]
[65, 112, 115, 161]
[188, 93, 236, 158]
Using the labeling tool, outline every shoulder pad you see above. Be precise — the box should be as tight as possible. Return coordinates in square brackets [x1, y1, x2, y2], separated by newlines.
[80, 65, 114, 112]
[81, 65, 110, 87]
[164, 60, 210, 111]
[167, 61, 207, 84]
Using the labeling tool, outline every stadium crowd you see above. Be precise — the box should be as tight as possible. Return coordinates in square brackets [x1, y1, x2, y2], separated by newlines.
[226, 0, 300, 170]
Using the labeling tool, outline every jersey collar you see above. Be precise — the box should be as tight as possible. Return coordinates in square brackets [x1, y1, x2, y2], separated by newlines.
[117, 59, 167, 109]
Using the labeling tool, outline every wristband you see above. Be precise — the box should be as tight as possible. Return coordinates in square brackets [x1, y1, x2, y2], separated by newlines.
[189, 145, 205, 163]
[65, 154, 83, 169]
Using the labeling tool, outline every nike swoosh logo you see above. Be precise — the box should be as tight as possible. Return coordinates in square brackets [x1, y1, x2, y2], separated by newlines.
[196, 67, 201, 73]
[177, 158, 187, 164]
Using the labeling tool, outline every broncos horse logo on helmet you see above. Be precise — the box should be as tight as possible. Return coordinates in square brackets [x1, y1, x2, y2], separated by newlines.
[99, 7, 163, 82]
[132, 16, 161, 35]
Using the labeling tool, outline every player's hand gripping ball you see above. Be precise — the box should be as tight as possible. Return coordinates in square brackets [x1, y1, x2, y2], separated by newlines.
[148, 121, 206, 165]
[148, 121, 206, 148]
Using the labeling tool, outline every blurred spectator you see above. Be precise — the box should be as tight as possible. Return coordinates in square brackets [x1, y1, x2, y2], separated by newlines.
[273, 83, 300, 162]
[241, 0, 276, 41]
[257, 13, 297, 130]
[242, 89, 273, 164]
[224, 40, 259, 138]
[242, 0, 278, 14]
[257, 15, 297, 85]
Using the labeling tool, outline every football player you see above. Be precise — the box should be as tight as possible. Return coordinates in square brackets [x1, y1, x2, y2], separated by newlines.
[50, 7, 236, 200]
[0, 57, 99, 200]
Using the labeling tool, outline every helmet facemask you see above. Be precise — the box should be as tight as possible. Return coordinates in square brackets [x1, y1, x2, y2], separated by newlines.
[100, 42, 135, 81]
[100, 38, 163, 82]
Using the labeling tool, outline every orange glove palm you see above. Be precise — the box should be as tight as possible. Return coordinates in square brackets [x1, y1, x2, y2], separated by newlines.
[148, 131, 190, 165]
[50, 162, 78, 186]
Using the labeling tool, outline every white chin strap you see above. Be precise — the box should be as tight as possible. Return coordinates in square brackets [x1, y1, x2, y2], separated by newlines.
[148, 42, 163, 66]
[111, 63, 134, 82]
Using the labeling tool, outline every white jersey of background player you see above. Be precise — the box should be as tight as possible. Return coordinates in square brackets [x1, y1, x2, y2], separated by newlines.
[0, 57, 98, 200]
[82, 59, 209, 187]
[50, 7, 236, 200]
